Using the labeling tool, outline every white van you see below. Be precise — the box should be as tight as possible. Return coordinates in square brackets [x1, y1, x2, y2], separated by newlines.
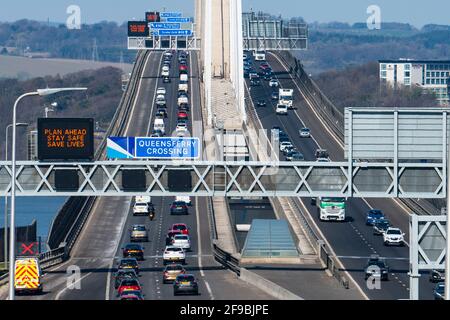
[161, 65, 170, 77]
[154, 118, 165, 134]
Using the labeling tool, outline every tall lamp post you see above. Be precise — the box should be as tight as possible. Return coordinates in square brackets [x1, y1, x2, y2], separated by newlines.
[8, 87, 87, 300]
[3, 123, 28, 269]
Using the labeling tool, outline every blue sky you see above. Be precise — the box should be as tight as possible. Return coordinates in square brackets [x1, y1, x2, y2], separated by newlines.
[0, 0, 448, 28]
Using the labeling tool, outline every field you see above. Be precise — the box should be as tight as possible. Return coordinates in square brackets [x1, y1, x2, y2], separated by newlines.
[0, 55, 133, 79]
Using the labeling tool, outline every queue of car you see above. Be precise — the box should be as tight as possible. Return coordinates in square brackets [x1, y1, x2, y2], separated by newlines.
[112, 50, 199, 299]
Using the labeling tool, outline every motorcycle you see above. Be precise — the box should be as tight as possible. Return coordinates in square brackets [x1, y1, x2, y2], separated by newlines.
[149, 211, 155, 221]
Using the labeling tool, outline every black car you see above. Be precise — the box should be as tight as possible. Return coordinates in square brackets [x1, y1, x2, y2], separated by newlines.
[122, 244, 144, 260]
[256, 100, 266, 107]
[170, 201, 188, 215]
[178, 103, 190, 111]
[173, 274, 199, 296]
[271, 91, 279, 100]
[156, 108, 167, 118]
[166, 230, 182, 246]
[163, 76, 171, 83]
[364, 256, 389, 281]
[114, 269, 138, 289]
[282, 146, 296, 156]
[118, 258, 140, 275]
[152, 129, 164, 137]
[430, 269, 445, 283]
[434, 282, 445, 300]
[373, 219, 390, 235]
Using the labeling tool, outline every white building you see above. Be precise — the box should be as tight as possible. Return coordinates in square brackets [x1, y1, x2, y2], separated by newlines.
[379, 59, 450, 106]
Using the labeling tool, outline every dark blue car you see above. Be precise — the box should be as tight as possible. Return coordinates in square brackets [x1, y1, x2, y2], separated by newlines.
[366, 209, 385, 226]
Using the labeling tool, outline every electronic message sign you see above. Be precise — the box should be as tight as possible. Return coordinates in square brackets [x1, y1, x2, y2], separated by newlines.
[37, 118, 94, 161]
[127, 21, 149, 37]
[146, 11, 161, 22]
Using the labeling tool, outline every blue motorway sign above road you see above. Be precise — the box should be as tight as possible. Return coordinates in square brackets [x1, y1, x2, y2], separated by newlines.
[150, 22, 181, 29]
[107, 137, 200, 159]
[158, 29, 193, 36]
[166, 17, 192, 23]
[160, 12, 182, 18]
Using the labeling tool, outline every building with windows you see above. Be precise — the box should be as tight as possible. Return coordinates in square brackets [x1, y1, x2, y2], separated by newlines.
[379, 59, 450, 106]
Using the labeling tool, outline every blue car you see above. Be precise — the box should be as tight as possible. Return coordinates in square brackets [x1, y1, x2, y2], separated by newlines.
[366, 209, 385, 226]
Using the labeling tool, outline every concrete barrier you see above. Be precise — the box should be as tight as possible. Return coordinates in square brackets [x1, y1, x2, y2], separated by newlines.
[239, 268, 303, 300]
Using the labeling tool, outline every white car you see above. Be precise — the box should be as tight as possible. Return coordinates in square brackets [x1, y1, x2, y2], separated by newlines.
[163, 246, 186, 265]
[299, 128, 311, 138]
[157, 87, 166, 96]
[383, 227, 405, 246]
[161, 69, 170, 77]
[176, 122, 188, 132]
[176, 196, 192, 206]
[133, 202, 149, 216]
[171, 234, 191, 251]
[279, 141, 293, 152]
[276, 104, 288, 115]
[269, 79, 279, 87]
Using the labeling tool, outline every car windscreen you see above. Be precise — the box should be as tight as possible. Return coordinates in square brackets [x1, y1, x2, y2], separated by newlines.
[387, 229, 401, 235]
[175, 235, 188, 240]
[132, 226, 146, 231]
[120, 279, 138, 286]
[166, 247, 182, 252]
[178, 275, 195, 282]
[125, 244, 141, 250]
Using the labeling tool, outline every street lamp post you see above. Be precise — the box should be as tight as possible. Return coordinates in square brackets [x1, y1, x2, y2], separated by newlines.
[3, 123, 28, 269]
[8, 87, 87, 300]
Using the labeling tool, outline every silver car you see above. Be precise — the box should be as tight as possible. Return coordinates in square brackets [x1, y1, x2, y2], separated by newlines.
[131, 225, 148, 242]
[299, 128, 311, 138]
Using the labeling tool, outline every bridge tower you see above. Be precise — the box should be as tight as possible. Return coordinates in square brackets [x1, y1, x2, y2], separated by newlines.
[196, 0, 246, 128]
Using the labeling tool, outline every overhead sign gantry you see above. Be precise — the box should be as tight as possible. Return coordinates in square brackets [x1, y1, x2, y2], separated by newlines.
[127, 11, 199, 50]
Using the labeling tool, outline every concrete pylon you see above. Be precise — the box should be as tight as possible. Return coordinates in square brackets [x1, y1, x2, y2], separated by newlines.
[197, 0, 246, 127]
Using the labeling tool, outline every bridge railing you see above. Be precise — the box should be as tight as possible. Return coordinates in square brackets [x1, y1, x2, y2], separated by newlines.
[212, 240, 241, 276]
[274, 51, 440, 217]
[40, 50, 150, 269]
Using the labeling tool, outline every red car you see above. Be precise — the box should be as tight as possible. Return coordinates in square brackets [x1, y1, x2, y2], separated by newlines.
[177, 111, 188, 120]
[179, 65, 188, 74]
[117, 278, 142, 296]
[171, 223, 189, 235]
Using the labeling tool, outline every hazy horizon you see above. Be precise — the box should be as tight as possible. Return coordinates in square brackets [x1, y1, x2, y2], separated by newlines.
[0, 0, 448, 29]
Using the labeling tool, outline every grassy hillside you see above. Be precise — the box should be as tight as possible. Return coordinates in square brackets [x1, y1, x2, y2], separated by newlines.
[0, 67, 123, 160]
[314, 61, 440, 111]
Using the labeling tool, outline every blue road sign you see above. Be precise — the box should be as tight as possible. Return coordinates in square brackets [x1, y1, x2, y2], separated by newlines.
[160, 12, 182, 18]
[158, 29, 192, 36]
[107, 137, 200, 159]
[150, 22, 181, 29]
[166, 17, 192, 23]
[135, 137, 199, 159]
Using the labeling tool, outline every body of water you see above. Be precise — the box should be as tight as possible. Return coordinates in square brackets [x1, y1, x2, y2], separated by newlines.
[0, 197, 67, 238]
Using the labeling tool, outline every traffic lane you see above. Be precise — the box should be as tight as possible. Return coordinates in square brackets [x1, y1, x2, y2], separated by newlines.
[247, 77, 318, 161]
[266, 53, 345, 161]
[262, 57, 437, 297]
[251, 63, 413, 300]
[302, 199, 413, 299]
[267, 53, 414, 233]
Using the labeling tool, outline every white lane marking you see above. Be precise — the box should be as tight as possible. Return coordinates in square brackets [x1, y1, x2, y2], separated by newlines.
[106, 52, 159, 301]
[296, 198, 369, 300]
[195, 197, 214, 300]
[146, 53, 165, 135]
[55, 271, 93, 300]
[124, 52, 153, 134]
[269, 52, 344, 149]
[105, 198, 131, 300]
[271, 52, 413, 220]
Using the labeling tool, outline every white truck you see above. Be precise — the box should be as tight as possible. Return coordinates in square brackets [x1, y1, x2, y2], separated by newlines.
[279, 89, 294, 109]
[178, 74, 189, 93]
[311, 197, 346, 221]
